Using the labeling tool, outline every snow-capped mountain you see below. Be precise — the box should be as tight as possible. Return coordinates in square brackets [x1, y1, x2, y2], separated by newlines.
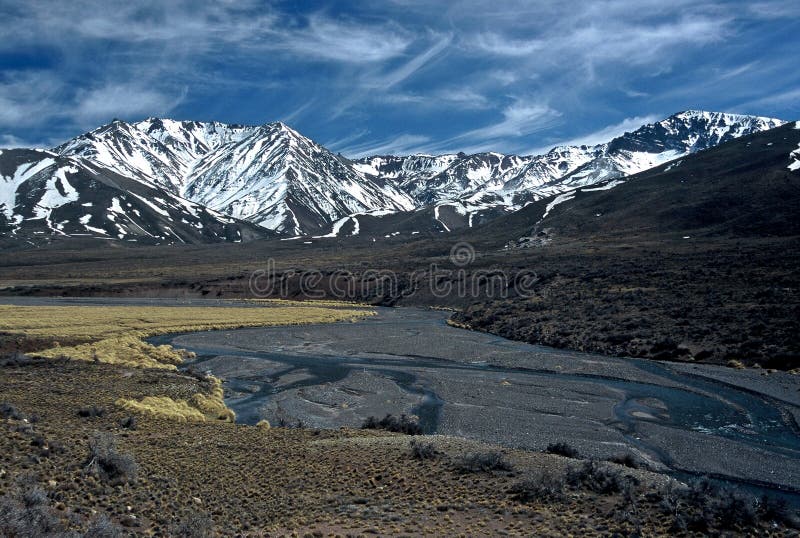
[56, 119, 259, 193]
[354, 110, 785, 215]
[0, 148, 265, 245]
[1, 109, 786, 244]
[57, 119, 413, 235]
[183, 122, 414, 235]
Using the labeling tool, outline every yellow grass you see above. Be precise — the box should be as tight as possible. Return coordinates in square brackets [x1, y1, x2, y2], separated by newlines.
[1, 302, 373, 422]
[0, 304, 374, 369]
[116, 378, 235, 422]
[116, 396, 208, 422]
[243, 298, 373, 308]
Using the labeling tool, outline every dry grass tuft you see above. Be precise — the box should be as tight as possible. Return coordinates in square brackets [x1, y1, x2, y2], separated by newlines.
[116, 377, 235, 423]
[0, 304, 373, 369]
[189, 378, 236, 422]
[115, 396, 209, 423]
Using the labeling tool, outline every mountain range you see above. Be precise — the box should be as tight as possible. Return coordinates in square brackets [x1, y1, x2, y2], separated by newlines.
[0, 110, 787, 244]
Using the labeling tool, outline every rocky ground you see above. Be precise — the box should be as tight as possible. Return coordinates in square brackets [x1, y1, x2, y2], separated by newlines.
[2, 356, 799, 536]
[167, 307, 800, 495]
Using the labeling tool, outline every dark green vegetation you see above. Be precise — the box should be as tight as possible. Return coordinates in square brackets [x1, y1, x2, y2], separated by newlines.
[455, 122, 800, 369]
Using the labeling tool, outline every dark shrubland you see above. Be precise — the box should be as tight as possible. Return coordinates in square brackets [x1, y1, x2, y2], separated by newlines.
[545, 442, 580, 458]
[0, 477, 64, 537]
[170, 511, 215, 538]
[362, 414, 422, 435]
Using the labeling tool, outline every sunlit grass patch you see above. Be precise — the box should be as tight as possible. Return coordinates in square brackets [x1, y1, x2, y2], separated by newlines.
[116, 375, 236, 423]
[0, 304, 374, 369]
[115, 396, 208, 423]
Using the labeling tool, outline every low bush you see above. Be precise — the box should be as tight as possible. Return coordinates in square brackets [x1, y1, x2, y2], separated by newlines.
[607, 452, 646, 469]
[78, 406, 107, 418]
[119, 415, 137, 429]
[566, 460, 634, 494]
[545, 442, 580, 458]
[85, 513, 124, 538]
[409, 440, 438, 460]
[509, 470, 566, 503]
[85, 431, 138, 485]
[0, 479, 64, 537]
[758, 494, 796, 527]
[170, 511, 214, 538]
[0, 402, 23, 420]
[362, 414, 422, 435]
[456, 451, 514, 474]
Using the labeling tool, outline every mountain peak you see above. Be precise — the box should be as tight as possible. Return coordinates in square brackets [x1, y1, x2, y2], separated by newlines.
[262, 121, 303, 138]
[668, 109, 784, 124]
[39, 110, 787, 239]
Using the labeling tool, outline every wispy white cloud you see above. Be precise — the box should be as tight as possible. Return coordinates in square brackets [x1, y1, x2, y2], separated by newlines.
[325, 129, 372, 152]
[280, 99, 316, 125]
[273, 15, 412, 63]
[473, 33, 543, 57]
[0, 0, 797, 155]
[732, 88, 800, 114]
[379, 87, 491, 110]
[0, 133, 48, 149]
[450, 101, 561, 143]
[330, 33, 452, 118]
[747, 0, 800, 18]
[551, 114, 661, 149]
[0, 71, 65, 127]
[372, 34, 451, 86]
[74, 84, 187, 124]
[342, 134, 432, 157]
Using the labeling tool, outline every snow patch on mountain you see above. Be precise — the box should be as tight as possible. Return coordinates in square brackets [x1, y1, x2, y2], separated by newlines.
[11, 109, 785, 241]
[789, 121, 800, 172]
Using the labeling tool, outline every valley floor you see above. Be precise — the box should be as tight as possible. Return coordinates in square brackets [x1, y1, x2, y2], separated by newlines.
[1, 298, 799, 535]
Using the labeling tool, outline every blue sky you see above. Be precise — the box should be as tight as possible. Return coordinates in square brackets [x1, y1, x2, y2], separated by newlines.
[1, 0, 799, 156]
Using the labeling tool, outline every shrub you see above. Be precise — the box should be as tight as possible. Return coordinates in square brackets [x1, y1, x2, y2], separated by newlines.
[409, 440, 437, 460]
[456, 451, 514, 474]
[566, 460, 633, 494]
[545, 442, 580, 458]
[85, 513, 124, 538]
[362, 414, 422, 435]
[0, 402, 23, 420]
[607, 452, 646, 469]
[509, 470, 566, 503]
[716, 490, 757, 529]
[0, 479, 63, 537]
[85, 432, 138, 485]
[758, 494, 796, 527]
[78, 406, 107, 418]
[170, 511, 214, 538]
[119, 416, 137, 430]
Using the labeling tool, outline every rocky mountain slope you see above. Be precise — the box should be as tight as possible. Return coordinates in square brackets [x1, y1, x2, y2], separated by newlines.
[478, 120, 800, 246]
[347, 111, 784, 236]
[0, 149, 265, 245]
[57, 120, 414, 235]
[1, 110, 787, 243]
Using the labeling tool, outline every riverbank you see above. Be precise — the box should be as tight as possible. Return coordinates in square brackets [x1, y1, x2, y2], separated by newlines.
[158, 306, 800, 494]
[1, 298, 799, 534]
